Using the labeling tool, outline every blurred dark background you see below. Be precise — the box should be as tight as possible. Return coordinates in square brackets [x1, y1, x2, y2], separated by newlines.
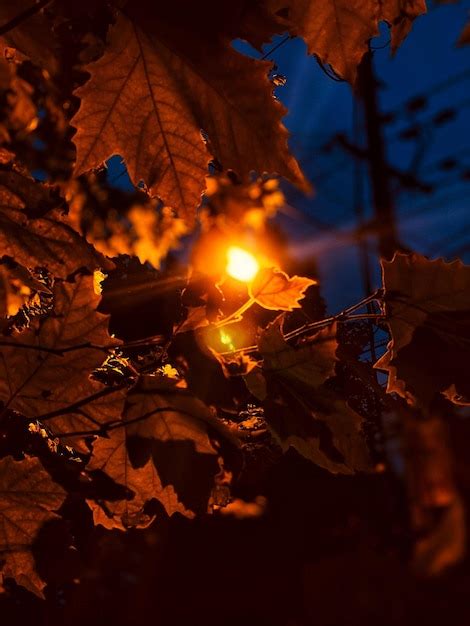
[3, 3, 470, 625]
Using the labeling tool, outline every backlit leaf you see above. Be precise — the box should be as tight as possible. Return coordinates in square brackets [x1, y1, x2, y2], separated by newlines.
[0, 0, 59, 75]
[0, 167, 113, 277]
[375, 253, 470, 407]
[72, 8, 307, 221]
[87, 427, 191, 530]
[0, 274, 125, 451]
[249, 267, 315, 311]
[86, 375, 232, 520]
[266, 0, 426, 83]
[257, 318, 371, 473]
[0, 456, 66, 597]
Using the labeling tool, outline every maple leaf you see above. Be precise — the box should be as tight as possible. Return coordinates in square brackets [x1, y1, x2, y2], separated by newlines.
[0, 274, 125, 451]
[265, 0, 426, 83]
[0, 455, 66, 597]
[86, 375, 233, 520]
[0, 167, 113, 277]
[255, 318, 371, 473]
[375, 253, 470, 407]
[87, 427, 191, 531]
[249, 267, 315, 311]
[72, 6, 307, 221]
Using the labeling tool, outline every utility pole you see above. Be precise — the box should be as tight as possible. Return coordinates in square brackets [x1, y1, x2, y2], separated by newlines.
[358, 51, 400, 260]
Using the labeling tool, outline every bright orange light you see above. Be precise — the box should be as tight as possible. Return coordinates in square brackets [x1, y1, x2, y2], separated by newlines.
[226, 246, 259, 283]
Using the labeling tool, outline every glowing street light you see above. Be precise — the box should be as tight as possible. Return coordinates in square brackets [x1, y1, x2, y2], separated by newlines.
[226, 246, 259, 283]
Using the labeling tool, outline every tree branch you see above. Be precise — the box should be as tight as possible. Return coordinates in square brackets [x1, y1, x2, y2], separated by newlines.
[57, 406, 200, 439]
[0, 341, 112, 356]
[0, 0, 53, 37]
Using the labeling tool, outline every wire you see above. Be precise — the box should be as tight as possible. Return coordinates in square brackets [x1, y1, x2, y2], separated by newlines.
[260, 34, 292, 61]
[385, 67, 470, 120]
[316, 57, 346, 82]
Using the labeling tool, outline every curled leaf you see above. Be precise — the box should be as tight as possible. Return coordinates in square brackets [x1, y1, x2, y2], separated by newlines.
[72, 7, 307, 221]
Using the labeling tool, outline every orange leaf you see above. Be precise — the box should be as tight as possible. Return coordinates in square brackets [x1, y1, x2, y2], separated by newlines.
[0, 166, 113, 277]
[256, 318, 371, 474]
[0, 456, 66, 597]
[0, 274, 124, 451]
[265, 0, 426, 83]
[72, 8, 307, 221]
[249, 267, 315, 311]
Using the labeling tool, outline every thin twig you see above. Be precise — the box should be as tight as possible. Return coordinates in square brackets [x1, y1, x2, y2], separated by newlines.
[0, 341, 113, 356]
[0, 0, 53, 37]
[57, 405, 203, 439]
[218, 290, 385, 356]
[37, 386, 123, 422]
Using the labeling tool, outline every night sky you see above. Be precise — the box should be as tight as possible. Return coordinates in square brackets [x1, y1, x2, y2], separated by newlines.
[267, 1, 470, 309]
[107, 2, 470, 311]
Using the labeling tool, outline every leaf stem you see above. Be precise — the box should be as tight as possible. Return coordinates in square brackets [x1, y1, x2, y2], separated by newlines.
[218, 289, 385, 356]
[214, 297, 256, 328]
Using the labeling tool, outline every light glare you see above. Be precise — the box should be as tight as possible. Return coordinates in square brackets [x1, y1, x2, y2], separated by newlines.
[226, 246, 259, 283]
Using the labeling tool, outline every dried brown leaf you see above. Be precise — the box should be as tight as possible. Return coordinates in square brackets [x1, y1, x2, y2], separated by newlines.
[0, 274, 124, 451]
[72, 9, 306, 221]
[0, 168, 113, 277]
[266, 0, 426, 83]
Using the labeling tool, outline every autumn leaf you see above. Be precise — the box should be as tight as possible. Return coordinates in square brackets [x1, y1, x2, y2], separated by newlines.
[0, 456, 66, 597]
[86, 375, 233, 519]
[72, 6, 307, 221]
[87, 427, 191, 530]
[256, 318, 371, 473]
[0, 274, 125, 451]
[265, 0, 426, 83]
[249, 267, 315, 311]
[0, 167, 113, 277]
[258, 316, 337, 384]
[209, 348, 259, 379]
[0, 262, 44, 317]
[375, 253, 470, 407]
[0, 0, 59, 75]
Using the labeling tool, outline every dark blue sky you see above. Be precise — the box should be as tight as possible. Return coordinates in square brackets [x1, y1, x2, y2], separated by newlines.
[257, 1, 470, 309]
